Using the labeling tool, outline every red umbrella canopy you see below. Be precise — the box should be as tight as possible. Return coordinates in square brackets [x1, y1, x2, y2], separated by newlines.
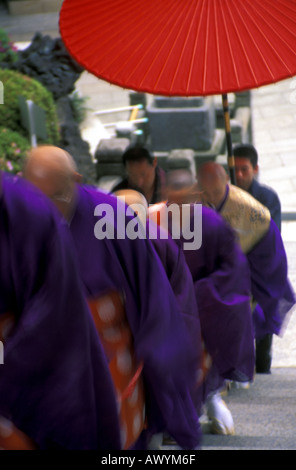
[59, 0, 296, 96]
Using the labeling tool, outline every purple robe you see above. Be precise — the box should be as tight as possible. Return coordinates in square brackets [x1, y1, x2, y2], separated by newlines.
[0, 172, 121, 449]
[148, 221, 202, 351]
[147, 220, 204, 415]
[170, 205, 255, 391]
[69, 185, 201, 449]
[248, 219, 296, 339]
[216, 185, 296, 340]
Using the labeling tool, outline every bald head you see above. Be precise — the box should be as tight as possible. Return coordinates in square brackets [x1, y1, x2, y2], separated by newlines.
[198, 162, 228, 182]
[197, 162, 229, 208]
[24, 145, 80, 218]
[25, 145, 77, 176]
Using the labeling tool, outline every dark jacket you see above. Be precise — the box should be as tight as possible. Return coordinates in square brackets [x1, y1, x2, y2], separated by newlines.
[248, 178, 281, 232]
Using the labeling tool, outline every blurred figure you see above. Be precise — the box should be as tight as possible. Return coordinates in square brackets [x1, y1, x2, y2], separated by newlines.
[197, 161, 295, 374]
[111, 144, 167, 204]
[115, 188, 205, 446]
[148, 169, 255, 436]
[0, 171, 121, 450]
[234, 144, 282, 371]
[234, 143, 281, 231]
[24, 146, 201, 450]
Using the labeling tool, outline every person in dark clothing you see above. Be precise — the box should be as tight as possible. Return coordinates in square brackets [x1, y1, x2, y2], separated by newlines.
[111, 145, 167, 204]
[234, 143, 282, 373]
[234, 143, 281, 232]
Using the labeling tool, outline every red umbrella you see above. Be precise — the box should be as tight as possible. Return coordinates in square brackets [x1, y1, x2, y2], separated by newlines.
[59, 0, 296, 183]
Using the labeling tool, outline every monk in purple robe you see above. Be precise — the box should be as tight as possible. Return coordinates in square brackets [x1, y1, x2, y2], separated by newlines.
[0, 171, 121, 450]
[147, 172, 255, 435]
[114, 190, 203, 376]
[23, 146, 201, 450]
[114, 189, 205, 445]
[197, 162, 296, 373]
[161, 171, 254, 382]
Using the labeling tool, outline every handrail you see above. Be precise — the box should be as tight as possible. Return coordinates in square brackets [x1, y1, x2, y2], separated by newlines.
[282, 212, 296, 221]
[103, 117, 148, 128]
[94, 104, 143, 116]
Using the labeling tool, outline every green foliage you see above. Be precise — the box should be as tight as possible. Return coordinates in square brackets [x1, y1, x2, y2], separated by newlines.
[70, 91, 90, 125]
[0, 29, 18, 64]
[0, 127, 30, 174]
[0, 68, 60, 144]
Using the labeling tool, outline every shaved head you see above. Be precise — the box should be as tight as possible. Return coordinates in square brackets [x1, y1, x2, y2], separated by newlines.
[24, 145, 80, 219]
[25, 145, 77, 177]
[198, 161, 228, 183]
[197, 162, 229, 208]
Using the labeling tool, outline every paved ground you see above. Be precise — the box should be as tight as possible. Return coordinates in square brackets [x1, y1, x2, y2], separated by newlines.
[1, 3, 296, 450]
[200, 368, 296, 450]
[162, 368, 296, 451]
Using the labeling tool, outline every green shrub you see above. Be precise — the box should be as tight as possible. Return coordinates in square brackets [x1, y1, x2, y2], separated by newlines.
[0, 29, 18, 64]
[0, 68, 60, 144]
[70, 90, 90, 125]
[0, 127, 30, 174]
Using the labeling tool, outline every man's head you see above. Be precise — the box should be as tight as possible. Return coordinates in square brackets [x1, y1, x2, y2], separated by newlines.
[233, 144, 259, 191]
[23, 145, 81, 219]
[197, 162, 229, 208]
[122, 145, 157, 198]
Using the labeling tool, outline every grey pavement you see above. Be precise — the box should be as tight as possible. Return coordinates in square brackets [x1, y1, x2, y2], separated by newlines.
[1, 3, 296, 451]
[200, 368, 296, 450]
[0, 1, 60, 40]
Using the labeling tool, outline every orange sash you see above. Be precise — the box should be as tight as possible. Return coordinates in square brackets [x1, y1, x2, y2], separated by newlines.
[88, 291, 146, 449]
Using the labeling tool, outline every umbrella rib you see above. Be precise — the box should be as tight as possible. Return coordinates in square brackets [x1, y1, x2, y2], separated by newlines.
[135, 2, 196, 91]
[219, 2, 240, 89]
[145, 4, 190, 89]
[186, 0, 207, 93]
[169, 0, 201, 94]
[227, 2, 262, 85]
[202, 0, 211, 94]
[265, 0, 296, 27]
[61, 0, 130, 45]
[61, 0, 144, 64]
[96, 1, 175, 79]
[213, 1, 222, 91]
[239, 1, 292, 77]
[104, 1, 176, 81]
[104, 1, 170, 71]
[257, 0, 296, 67]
